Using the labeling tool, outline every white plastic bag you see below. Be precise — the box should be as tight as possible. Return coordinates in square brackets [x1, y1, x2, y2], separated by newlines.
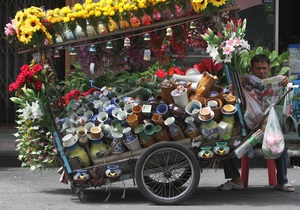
[243, 89, 264, 130]
[262, 107, 285, 159]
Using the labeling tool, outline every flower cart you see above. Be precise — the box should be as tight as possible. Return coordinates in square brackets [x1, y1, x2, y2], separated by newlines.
[7, 0, 294, 205]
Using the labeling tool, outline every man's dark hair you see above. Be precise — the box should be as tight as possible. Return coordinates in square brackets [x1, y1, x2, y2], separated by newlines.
[250, 54, 270, 66]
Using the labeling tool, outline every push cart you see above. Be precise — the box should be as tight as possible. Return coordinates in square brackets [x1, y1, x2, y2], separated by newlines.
[46, 74, 293, 205]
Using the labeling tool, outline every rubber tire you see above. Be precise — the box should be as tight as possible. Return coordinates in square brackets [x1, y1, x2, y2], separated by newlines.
[135, 141, 200, 205]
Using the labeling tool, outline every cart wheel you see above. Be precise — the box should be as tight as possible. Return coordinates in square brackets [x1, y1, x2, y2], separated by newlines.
[135, 141, 200, 205]
[75, 186, 84, 203]
[70, 183, 77, 194]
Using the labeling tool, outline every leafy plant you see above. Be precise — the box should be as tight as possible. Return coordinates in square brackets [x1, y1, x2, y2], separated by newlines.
[243, 47, 297, 82]
[60, 65, 90, 94]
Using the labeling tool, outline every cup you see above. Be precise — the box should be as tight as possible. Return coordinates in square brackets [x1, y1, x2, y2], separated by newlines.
[126, 114, 139, 130]
[124, 103, 134, 115]
[97, 112, 109, 124]
[62, 134, 78, 147]
[185, 100, 202, 124]
[111, 107, 122, 119]
[207, 100, 218, 109]
[90, 126, 102, 139]
[225, 94, 236, 105]
[84, 122, 95, 132]
[199, 107, 213, 120]
[117, 110, 128, 121]
[132, 105, 143, 124]
[171, 87, 188, 108]
[76, 126, 88, 144]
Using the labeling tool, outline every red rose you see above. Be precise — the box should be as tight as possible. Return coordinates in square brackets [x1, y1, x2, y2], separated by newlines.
[20, 64, 30, 72]
[155, 69, 167, 78]
[32, 64, 43, 73]
[9, 82, 17, 92]
[34, 81, 43, 90]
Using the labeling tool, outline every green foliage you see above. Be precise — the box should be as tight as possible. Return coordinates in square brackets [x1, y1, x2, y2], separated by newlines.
[242, 47, 297, 81]
[60, 67, 90, 94]
[140, 60, 175, 78]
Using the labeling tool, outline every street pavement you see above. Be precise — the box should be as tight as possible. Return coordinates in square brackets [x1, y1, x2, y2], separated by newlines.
[0, 167, 299, 210]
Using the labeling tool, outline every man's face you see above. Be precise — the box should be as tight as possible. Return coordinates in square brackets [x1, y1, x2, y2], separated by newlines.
[250, 61, 270, 79]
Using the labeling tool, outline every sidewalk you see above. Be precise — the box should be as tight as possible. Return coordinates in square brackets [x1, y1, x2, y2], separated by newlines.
[0, 124, 299, 168]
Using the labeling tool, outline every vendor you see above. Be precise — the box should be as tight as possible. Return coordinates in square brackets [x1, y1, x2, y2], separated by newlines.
[218, 54, 294, 192]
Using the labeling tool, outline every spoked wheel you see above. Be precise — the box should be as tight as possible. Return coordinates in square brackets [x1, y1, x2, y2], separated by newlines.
[135, 141, 200, 205]
[75, 186, 84, 202]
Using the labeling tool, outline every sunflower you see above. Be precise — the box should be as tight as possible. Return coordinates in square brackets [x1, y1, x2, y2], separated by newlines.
[209, 0, 227, 7]
[192, 0, 209, 12]
[20, 30, 33, 44]
[25, 16, 42, 33]
[14, 11, 24, 27]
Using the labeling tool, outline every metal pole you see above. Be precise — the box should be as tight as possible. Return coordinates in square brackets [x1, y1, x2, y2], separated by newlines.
[275, 0, 279, 51]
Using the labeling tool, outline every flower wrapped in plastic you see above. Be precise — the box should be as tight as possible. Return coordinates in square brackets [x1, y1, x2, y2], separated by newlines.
[13, 6, 52, 47]
[9, 62, 60, 170]
[201, 18, 250, 75]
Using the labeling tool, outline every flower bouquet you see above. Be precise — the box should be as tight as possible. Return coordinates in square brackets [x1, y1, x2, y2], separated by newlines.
[13, 6, 52, 47]
[201, 18, 250, 104]
[9, 62, 60, 170]
[201, 18, 250, 74]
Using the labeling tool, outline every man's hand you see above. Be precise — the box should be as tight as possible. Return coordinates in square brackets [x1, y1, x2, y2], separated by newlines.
[241, 74, 249, 87]
[279, 76, 288, 87]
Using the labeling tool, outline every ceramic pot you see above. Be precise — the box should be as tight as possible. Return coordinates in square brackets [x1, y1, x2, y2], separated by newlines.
[213, 142, 230, 156]
[126, 114, 139, 130]
[156, 103, 169, 119]
[132, 105, 143, 124]
[171, 87, 188, 109]
[199, 117, 219, 142]
[63, 134, 90, 167]
[124, 136, 142, 151]
[206, 98, 222, 123]
[97, 112, 109, 124]
[89, 134, 107, 159]
[154, 125, 170, 142]
[160, 84, 174, 105]
[105, 165, 122, 180]
[221, 106, 236, 138]
[184, 116, 200, 139]
[164, 117, 185, 141]
[89, 126, 102, 139]
[111, 131, 125, 154]
[122, 127, 136, 143]
[76, 126, 88, 144]
[151, 113, 165, 127]
[73, 169, 90, 185]
[144, 123, 156, 136]
[198, 146, 214, 160]
[134, 124, 156, 148]
[185, 100, 202, 124]
[206, 85, 225, 105]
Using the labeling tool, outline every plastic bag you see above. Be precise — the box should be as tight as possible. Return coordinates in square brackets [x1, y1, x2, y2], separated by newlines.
[243, 88, 264, 130]
[262, 107, 285, 159]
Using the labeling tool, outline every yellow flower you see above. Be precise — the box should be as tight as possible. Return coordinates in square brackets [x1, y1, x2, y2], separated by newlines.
[192, 0, 209, 12]
[85, 0, 93, 4]
[209, 0, 227, 7]
[61, 6, 72, 16]
[25, 16, 41, 33]
[14, 11, 24, 27]
[95, 10, 101, 17]
[109, 10, 115, 17]
[74, 3, 83, 12]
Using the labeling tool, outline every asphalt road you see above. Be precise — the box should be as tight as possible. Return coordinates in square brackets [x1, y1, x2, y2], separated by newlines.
[0, 167, 299, 210]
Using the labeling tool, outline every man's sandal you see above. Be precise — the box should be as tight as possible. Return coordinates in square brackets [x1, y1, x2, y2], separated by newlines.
[275, 183, 295, 192]
[218, 181, 244, 191]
